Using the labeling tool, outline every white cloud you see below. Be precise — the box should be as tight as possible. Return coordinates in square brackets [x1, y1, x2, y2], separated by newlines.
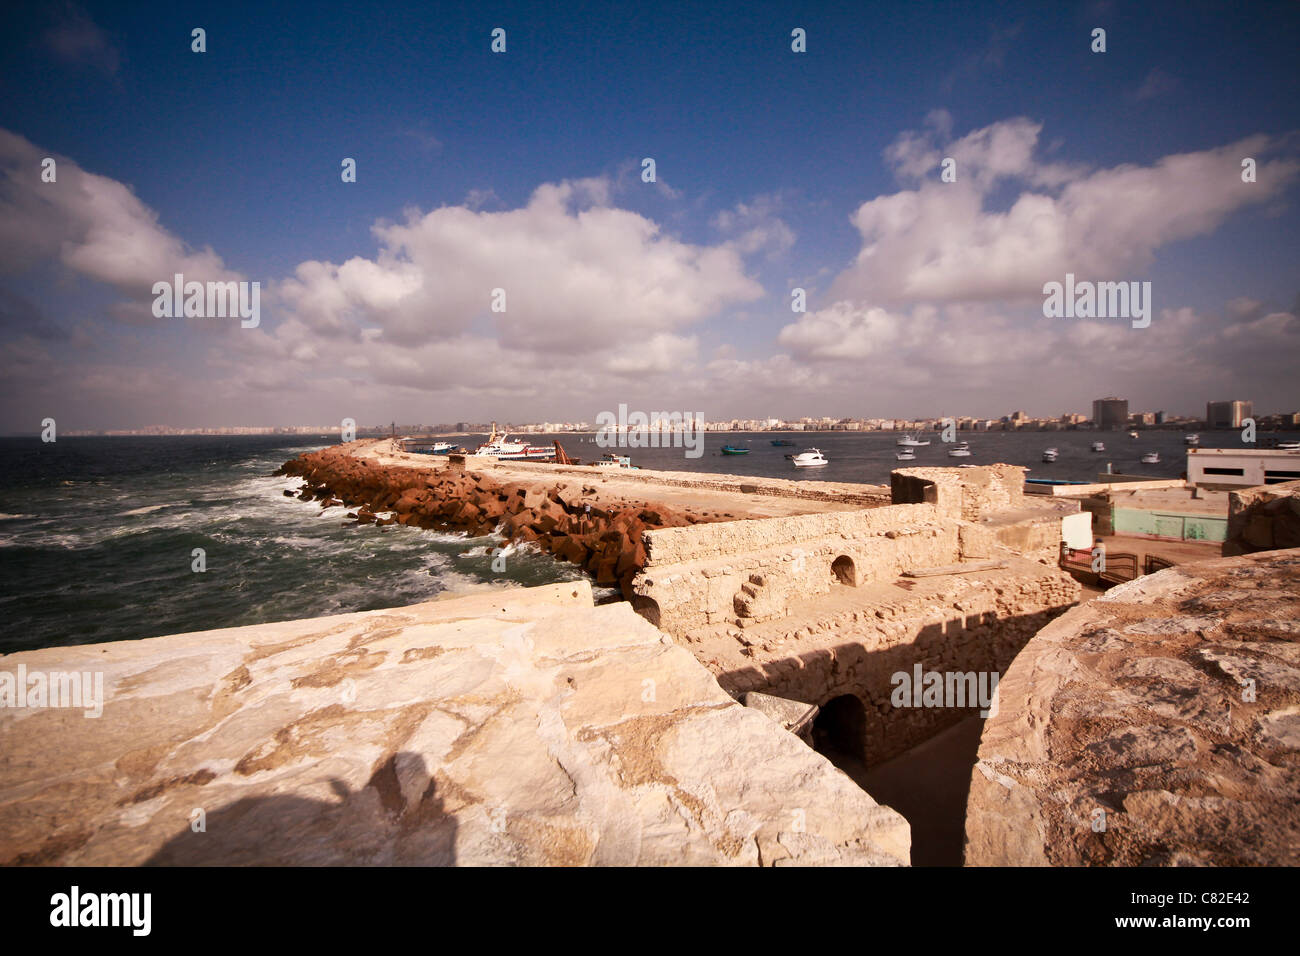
[276, 177, 764, 352]
[0, 130, 242, 307]
[832, 120, 1299, 306]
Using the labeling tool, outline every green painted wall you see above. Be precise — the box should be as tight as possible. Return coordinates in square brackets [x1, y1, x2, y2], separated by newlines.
[1112, 508, 1227, 542]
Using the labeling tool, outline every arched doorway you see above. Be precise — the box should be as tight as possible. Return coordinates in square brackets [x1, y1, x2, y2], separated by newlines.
[831, 555, 857, 586]
[812, 694, 867, 759]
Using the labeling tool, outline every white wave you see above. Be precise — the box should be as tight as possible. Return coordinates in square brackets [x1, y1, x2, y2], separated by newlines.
[120, 504, 169, 516]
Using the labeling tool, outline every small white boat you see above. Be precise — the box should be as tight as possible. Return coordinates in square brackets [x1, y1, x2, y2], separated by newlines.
[947, 442, 972, 458]
[1141, 451, 1160, 464]
[1042, 448, 1059, 462]
[792, 448, 828, 467]
[1277, 441, 1300, 450]
[896, 433, 930, 447]
[594, 453, 636, 468]
[1184, 433, 1200, 446]
[895, 449, 916, 461]
[1090, 441, 1105, 452]
[1129, 431, 1140, 439]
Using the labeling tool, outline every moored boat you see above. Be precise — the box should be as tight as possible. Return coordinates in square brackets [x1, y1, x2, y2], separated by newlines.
[595, 453, 637, 469]
[1141, 451, 1160, 464]
[791, 448, 828, 467]
[721, 445, 750, 455]
[472, 425, 553, 460]
[1184, 433, 1200, 446]
[1042, 447, 1059, 462]
[895, 449, 916, 461]
[770, 439, 796, 447]
[947, 441, 972, 458]
[897, 433, 931, 447]
[1090, 441, 1106, 452]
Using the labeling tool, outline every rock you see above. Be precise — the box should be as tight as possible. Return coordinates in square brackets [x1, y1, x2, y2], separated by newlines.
[0, 583, 909, 866]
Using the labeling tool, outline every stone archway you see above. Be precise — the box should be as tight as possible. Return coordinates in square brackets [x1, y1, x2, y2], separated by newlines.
[832, 555, 857, 586]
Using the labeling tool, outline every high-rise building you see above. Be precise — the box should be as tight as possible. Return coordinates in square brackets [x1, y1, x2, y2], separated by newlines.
[1092, 397, 1129, 430]
[1206, 400, 1253, 428]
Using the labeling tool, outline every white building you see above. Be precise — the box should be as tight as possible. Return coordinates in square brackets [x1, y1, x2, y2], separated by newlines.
[1187, 448, 1300, 488]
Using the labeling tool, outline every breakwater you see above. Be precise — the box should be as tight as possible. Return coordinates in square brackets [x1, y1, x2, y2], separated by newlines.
[275, 441, 713, 599]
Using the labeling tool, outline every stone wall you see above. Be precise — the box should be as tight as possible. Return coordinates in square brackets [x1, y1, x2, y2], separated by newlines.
[635, 512, 959, 635]
[1223, 479, 1300, 555]
[709, 559, 1080, 765]
[965, 548, 1300, 866]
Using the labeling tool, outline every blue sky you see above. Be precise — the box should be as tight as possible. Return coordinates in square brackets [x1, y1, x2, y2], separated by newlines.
[1, 0, 1298, 430]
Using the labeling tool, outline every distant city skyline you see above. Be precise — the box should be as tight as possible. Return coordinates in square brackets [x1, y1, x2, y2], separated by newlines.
[2, 2, 1298, 431]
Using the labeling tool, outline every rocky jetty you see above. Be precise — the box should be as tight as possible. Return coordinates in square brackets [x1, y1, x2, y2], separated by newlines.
[275, 443, 708, 599]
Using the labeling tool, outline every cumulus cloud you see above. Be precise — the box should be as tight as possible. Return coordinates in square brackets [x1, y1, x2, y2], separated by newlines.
[276, 177, 763, 352]
[0, 130, 242, 317]
[830, 119, 1299, 306]
[711, 194, 795, 258]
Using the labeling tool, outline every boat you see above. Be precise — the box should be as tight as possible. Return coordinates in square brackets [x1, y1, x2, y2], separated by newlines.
[895, 449, 916, 461]
[720, 445, 750, 455]
[896, 433, 931, 447]
[1129, 431, 1140, 439]
[472, 425, 553, 460]
[400, 439, 455, 455]
[1277, 441, 1300, 451]
[1090, 441, 1105, 452]
[1042, 448, 1059, 462]
[1184, 433, 1200, 446]
[1141, 451, 1160, 464]
[595, 453, 637, 469]
[770, 439, 796, 447]
[947, 442, 972, 458]
[791, 448, 828, 467]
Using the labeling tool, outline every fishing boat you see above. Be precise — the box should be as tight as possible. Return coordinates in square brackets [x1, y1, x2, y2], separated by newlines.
[595, 453, 637, 469]
[896, 433, 931, 447]
[895, 449, 916, 461]
[947, 442, 972, 458]
[770, 439, 796, 447]
[1184, 433, 1200, 446]
[791, 448, 828, 467]
[1278, 441, 1300, 450]
[1090, 441, 1106, 452]
[1129, 431, 1140, 439]
[1141, 451, 1160, 464]
[472, 425, 553, 460]
[1042, 447, 1059, 462]
[720, 445, 750, 455]
[399, 438, 455, 455]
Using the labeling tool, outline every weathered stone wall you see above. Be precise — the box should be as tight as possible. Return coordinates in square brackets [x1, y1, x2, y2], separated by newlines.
[1223, 479, 1300, 555]
[711, 561, 1080, 765]
[635, 514, 960, 635]
[635, 465, 1062, 638]
[892, 465, 1028, 521]
[965, 548, 1300, 866]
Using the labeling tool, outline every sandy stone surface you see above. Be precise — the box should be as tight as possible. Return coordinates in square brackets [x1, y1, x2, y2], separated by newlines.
[0, 582, 909, 866]
[965, 548, 1300, 866]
